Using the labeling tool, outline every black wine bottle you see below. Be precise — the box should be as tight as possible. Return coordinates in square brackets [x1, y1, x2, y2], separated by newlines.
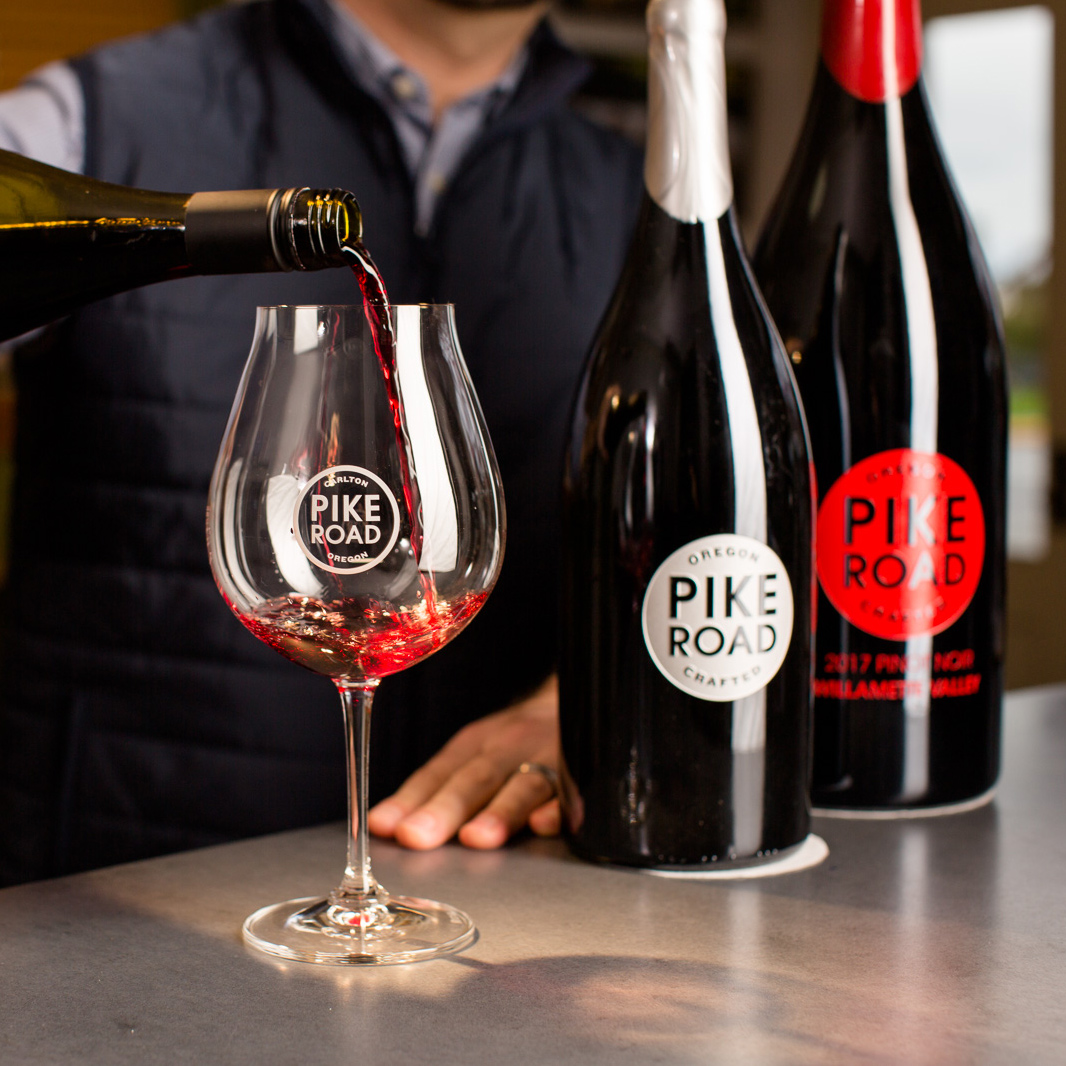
[0, 147, 360, 340]
[559, 0, 813, 868]
[752, 0, 1007, 811]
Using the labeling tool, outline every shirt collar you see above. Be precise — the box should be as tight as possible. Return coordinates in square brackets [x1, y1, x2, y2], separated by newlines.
[316, 0, 529, 127]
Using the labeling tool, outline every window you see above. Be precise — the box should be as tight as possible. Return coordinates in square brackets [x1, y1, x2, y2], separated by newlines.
[925, 5, 1055, 561]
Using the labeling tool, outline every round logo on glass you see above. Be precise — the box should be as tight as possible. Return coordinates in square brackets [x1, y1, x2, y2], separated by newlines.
[642, 533, 794, 702]
[292, 465, 402, 574]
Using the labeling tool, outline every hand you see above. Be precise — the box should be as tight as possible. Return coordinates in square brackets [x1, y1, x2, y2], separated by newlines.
[367, 675, 561, 850]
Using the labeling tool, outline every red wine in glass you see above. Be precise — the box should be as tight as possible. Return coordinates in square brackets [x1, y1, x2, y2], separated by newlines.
[240, 589, 489, 680]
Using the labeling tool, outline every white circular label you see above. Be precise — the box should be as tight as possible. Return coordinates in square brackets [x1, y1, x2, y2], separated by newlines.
[642, 533, 794, 702]
[292, 465, 402, 574]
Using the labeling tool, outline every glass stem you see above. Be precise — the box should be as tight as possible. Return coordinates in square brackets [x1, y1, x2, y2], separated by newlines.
[336, 679, 381, 901]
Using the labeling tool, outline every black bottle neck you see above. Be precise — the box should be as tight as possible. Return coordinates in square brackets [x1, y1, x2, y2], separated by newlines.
[184, 188, 360, 274]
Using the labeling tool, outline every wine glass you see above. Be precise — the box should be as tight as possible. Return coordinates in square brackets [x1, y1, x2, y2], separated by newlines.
[207, 303, 505, 964]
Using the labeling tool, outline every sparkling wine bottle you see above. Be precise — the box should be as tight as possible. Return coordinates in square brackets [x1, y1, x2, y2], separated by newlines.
[559, 0, 813, 868]
[753, 0, 1007, 811]
[0, 147, 360, 340]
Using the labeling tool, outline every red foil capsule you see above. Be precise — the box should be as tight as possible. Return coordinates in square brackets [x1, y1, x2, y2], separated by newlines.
[821, 0, 923, 102]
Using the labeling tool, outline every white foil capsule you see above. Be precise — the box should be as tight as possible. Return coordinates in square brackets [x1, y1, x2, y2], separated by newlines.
[644, 0, 733, 222]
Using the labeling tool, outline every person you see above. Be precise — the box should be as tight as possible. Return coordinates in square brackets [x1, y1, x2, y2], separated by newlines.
[0, 0, 643, 884]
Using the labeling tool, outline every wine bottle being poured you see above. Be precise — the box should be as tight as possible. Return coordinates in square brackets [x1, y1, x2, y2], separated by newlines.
[0, 147, 362, 341]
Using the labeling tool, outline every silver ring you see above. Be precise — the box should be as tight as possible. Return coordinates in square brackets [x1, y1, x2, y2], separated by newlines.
[515, 761, 559, 796]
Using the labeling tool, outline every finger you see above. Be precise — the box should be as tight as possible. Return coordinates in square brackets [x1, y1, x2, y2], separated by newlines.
[457, 767, 557, 850]
[366, 799, 407, 838]
[392, 753, 514, 850]
[368, 721, 501, 837]
[528, 798, 561, 837]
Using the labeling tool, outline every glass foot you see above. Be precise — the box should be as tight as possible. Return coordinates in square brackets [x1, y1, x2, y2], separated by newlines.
[243, 894, 476, 965]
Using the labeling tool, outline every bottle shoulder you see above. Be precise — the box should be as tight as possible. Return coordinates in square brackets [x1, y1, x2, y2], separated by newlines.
[577, 202, 796, 394]
[755, 76, 1002, 348]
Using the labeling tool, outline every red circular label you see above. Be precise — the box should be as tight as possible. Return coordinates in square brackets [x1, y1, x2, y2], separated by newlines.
[816, 449, 985, 640]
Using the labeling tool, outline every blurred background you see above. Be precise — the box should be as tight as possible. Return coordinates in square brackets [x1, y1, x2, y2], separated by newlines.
[0, 0, 1062, 689]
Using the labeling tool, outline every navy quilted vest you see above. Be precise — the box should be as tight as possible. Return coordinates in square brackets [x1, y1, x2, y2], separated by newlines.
[0, 0, 642, 883]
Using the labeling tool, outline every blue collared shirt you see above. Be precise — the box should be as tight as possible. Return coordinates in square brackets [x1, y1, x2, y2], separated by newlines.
[318, 0, 526, 234]
[0, 0, 528, 236]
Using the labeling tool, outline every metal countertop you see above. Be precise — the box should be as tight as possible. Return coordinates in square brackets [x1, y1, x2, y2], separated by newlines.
[2, 686, 1064, 1064]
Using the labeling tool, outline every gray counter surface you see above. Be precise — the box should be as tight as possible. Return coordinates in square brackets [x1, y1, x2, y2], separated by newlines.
[2, 686, 1065, 1064]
